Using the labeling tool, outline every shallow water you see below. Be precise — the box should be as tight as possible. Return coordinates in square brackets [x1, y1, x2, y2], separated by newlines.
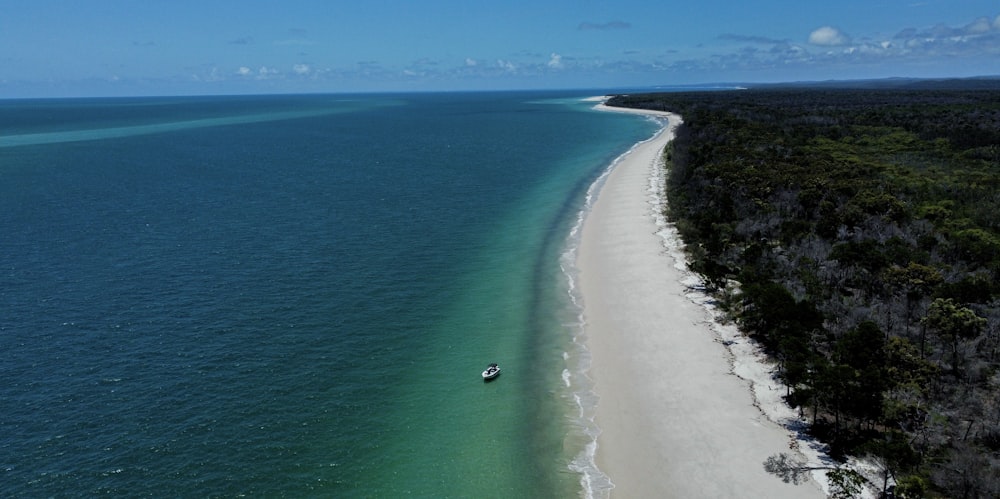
[0, 92, 656, 496]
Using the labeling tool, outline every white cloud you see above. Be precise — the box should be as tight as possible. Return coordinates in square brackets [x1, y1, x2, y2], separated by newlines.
[257, 66, 280, 79]
[547, 53, 563, 69]
[497, 59, 516, 72]
[965, 17, 994, 34]
[190, 66, 224, 82]
[809, 26, 850, 46]
[185, 12, 1000, 91]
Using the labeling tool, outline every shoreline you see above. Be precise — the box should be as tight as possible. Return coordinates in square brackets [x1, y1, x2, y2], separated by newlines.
[576, 101, 826, 498]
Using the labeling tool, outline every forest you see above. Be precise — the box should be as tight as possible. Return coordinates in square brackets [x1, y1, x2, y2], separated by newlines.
[607, 86, 1000, 498]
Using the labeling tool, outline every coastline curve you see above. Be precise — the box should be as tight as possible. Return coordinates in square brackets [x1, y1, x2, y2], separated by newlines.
[572, 99, 825, 498]
[560, 100, 673, 499]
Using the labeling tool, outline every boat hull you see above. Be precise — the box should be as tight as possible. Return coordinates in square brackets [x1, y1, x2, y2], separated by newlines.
[482, 364, 500, 380]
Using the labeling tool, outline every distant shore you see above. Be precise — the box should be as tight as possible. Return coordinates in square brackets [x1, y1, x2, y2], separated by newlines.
[577, 101, 824, 498]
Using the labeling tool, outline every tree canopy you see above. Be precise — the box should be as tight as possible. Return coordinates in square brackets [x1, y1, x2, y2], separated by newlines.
[609, 88, 1000, 498]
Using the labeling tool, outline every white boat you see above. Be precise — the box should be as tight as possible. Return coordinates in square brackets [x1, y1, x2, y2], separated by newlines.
[482, 363, 500, 380]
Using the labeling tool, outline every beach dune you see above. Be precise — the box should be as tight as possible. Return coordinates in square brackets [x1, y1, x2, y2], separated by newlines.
[579, 105, 823, 498]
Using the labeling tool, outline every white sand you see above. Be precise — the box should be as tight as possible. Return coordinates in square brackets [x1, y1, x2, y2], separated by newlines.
[577, 104, 826, 498]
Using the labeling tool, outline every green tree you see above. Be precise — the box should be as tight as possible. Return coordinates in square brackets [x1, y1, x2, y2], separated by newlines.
[835, 321, 889, 426]
[883, 262, 943, 340]
[922, 298, 987, 373]
[827, 468, 867, 499]
[894, 474, 929, 498]
[738, 281, 822, 351]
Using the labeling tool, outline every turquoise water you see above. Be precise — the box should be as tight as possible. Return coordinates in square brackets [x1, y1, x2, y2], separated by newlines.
[0, 92, 657, 496]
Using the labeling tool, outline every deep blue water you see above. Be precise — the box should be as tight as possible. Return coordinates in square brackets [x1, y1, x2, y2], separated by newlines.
[0, 92, 657, 496]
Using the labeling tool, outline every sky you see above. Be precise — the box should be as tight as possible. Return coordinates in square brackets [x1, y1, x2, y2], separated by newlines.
[1, 0, 999, 97]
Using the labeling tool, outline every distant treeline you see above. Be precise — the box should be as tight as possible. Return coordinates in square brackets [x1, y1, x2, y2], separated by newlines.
[608, 88, 1000, 498]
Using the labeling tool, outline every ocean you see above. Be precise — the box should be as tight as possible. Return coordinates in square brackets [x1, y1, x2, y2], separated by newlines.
[0, 92, 659, 497]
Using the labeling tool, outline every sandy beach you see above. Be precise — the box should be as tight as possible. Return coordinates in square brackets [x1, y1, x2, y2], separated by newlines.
[578, 104, 825, 498]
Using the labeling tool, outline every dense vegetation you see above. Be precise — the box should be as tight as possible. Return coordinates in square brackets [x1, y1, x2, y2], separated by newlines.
[608, 88, 1000, 498]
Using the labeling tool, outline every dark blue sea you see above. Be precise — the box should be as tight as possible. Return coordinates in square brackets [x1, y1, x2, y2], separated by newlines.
[0, 92, 658, 497]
